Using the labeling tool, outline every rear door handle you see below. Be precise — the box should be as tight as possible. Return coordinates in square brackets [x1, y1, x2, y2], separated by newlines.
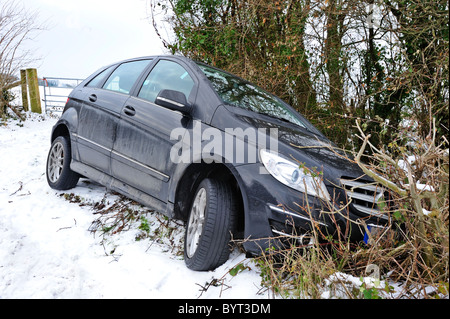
[123, 105, 136, 116]
[88, 94, 97, 102]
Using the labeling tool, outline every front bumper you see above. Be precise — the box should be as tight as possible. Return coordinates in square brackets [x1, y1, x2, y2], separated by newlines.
[234, 163, 389, 256]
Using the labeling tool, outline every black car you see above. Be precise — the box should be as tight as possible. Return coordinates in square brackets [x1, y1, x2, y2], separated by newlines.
[46, 55, 389, 271]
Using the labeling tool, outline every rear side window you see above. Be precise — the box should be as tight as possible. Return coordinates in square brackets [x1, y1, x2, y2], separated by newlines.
[85, 65, 116, 87]
[138, 60, 194, 103]
[102, 60, 151, 94]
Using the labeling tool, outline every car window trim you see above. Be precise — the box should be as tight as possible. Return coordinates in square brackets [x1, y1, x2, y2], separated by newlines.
[83, 64, 119, 89]
[128, 59, 158, 97]
[99, 58, 154, 94]
[84, 64, 118, 88]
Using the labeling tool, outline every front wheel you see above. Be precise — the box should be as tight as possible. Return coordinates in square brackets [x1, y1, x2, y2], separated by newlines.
[46, 135, 80, 190]
[184, 178, 237, 271]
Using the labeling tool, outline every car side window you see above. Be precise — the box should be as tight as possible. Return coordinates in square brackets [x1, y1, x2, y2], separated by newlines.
[85, 65, 116, 88]
[138, 60, 194, 103]
[102, 60, 151, 94]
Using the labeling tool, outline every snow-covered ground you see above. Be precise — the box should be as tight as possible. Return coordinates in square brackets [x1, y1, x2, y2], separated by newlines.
[0, 113, 266, 299]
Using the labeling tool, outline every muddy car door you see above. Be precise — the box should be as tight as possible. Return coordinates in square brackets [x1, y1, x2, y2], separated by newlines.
[111, 58, 197, 202]
[76, 59, 152, 174]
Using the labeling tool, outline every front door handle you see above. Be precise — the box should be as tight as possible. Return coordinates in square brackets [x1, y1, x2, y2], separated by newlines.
[88, 94, 97, 102]
[123, 105, 136, 116]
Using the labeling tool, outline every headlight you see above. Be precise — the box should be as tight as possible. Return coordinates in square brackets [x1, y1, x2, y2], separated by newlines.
[259, 149, 331, 201]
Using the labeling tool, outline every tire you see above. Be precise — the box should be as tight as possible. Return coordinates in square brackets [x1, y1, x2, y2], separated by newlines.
[46, 135, 80, 190]
[184, 178, 237, 271]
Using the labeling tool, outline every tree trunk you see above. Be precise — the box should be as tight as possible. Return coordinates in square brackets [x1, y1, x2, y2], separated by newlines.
[20, 69, 29, 111]
[325, 0, 344, 112]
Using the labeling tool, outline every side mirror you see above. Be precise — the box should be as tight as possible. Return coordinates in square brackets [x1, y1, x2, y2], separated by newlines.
[155, 89, 191, 114]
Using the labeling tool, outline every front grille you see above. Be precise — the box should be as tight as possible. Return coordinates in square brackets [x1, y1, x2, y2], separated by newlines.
[340, 178, 389, 221]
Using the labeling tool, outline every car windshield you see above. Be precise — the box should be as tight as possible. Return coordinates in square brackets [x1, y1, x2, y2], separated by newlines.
[198, 64, 307, 128]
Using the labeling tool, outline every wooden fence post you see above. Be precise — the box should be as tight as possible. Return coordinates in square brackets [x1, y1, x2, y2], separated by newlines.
[26, 68, 41, 114]
[20, 69, 29, 112]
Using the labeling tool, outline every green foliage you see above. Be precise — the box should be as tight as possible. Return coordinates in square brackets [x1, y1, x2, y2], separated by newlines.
[162, 0, 317, 116]
[152, 0, 448, 153]
[229, 262, 251, 276]
[138, 216, 151, 234]
[360, 285, 382, 299]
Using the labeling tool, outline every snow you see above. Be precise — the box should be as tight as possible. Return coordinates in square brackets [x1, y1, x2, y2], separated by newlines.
[0, 113, 266, 299]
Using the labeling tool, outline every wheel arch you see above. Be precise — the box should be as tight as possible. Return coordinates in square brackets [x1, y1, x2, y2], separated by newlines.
[50, 117, 79, 167]
[172, 162, 247, 237]
[51, 122, 71, 143]
[50, 105, 79, 143]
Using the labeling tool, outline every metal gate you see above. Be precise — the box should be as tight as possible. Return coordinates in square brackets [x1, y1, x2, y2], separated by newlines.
[41, 77, 84, 113]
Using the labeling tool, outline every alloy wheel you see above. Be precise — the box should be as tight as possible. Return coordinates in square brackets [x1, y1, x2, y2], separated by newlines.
[47, 141, 64, 183]
[186, 188, 207, 258]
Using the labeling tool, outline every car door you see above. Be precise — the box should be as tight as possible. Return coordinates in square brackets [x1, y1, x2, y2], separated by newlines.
[76, 59, 152, 174]
[111, 58, 197, 201]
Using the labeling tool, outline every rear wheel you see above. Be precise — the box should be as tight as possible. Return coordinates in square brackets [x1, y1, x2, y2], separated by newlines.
[184, 178, 237, 271]
[46, 135, 80, 190]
